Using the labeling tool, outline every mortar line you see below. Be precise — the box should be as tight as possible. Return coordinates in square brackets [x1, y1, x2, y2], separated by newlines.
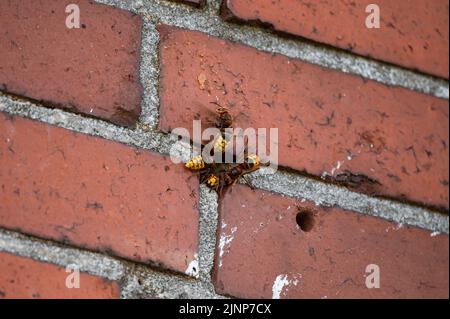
[138, 17, 160, 129]
[198, 185, 219, 283]
[0, 228, 126, 282]
[249, 169, 449, 234]
[0, 94, 447, 234]
[0, 228, 224, 298]
[94, 0, 449, 99]
[124, 184, 223, 299]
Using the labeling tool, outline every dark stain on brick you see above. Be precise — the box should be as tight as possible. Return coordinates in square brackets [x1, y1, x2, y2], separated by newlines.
[315, 111, 336, 127]
[32, 292, 41, 298]
[387, 173, 402, 183]
[360, 130, 386, 154]
[220, 0, 287, 38]
[86, 202, 104, 210]
[329, 170, 382, 195]
[111, 106, 141, 128]
[308, 247, 316, 261]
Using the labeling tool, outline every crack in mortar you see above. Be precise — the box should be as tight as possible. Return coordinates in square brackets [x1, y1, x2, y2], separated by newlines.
[95, 0, 449, 99]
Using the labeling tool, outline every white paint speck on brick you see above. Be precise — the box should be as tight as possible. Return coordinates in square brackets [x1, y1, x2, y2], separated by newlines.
[386, 223, 404, 233]
[272, 274, 300, 299]
[185, 253, 199, 278]
[431, 231, 440, 237]
[218, 226, 237, 267]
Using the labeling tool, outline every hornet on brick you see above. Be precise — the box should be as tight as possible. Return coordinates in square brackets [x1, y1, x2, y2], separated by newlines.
[185, 104, 263, 196]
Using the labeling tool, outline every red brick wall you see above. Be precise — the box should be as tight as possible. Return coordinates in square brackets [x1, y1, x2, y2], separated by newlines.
[214, 186, 449, 299]
[158, 25, 449, 210]
[0, 0, 448, 299]
[0, 252, 120, 299]
[0, 0, 143, 127]
[222, 0, 449, 79]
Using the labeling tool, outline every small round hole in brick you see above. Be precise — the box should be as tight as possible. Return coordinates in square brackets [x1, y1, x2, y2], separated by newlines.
[296, 207, 316, 232]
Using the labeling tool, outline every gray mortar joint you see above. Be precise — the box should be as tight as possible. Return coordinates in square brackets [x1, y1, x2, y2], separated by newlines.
[0, 0, 449, 299]
[96, 0, 449, 99]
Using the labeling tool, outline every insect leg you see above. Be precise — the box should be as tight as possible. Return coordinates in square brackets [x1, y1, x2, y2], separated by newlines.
[241, 175, 255, 190]
[199, 170, 209, 184]
[217, 178, 226, 197]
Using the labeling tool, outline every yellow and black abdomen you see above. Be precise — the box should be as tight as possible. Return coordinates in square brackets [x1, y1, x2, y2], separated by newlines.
[244, 154, 260, 170]
[214, 135, 228, 153]
[185, 155, 206, 170]
[206, 174, 219, 188]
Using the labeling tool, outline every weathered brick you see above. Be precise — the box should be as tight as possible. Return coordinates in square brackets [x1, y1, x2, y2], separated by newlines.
[171, 0, 206, 8]
[214, 185, 449, 299]
[0, 251, 119, 299]
[0, 113, 199, 275]
[222, 0, 449, 79]
[0, 0, 143, 127]
[158, 25, 449, 210]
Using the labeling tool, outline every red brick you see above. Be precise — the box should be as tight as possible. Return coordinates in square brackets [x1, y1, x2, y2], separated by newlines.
[222, 0, 449, 79]
[0, 0, 142, 127]
[0, 113, 199, 275]
[213, 185, 449, 299]
[171, 0, 206, 8]
[158, 26, 449, 210]
[0, 252, 119, 299]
